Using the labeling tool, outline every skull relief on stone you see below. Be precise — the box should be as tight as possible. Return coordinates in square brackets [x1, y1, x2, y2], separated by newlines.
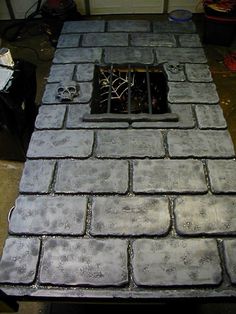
[56, 80, 80, 101]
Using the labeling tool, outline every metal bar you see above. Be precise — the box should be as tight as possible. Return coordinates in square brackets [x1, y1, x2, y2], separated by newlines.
[146, 66, 152, 114]
[128, 64, 131, 114]
[107, 65, 113, 114]
[84, 0, 91, 15]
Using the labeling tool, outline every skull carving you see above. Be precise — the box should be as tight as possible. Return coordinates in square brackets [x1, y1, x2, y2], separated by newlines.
[56, 80, 80, 101]
[166, 62, 183, 74]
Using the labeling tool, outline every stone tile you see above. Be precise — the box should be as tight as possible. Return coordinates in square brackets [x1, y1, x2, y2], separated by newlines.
[155, 48, 207, 63]
[39, 238, 128, 286]
[62, 21, 105, 33]
[175, 195, 236, 235]
[168, 130, 235, 158]
[47, 64, 75, 83]
[133, 159, 207, 194]
[82, 33, 128, 47]
[163, 62, 186, 82]
[27, 130, 94, 158]
[195, 105, 227, 129]
[223, 240, 236, 284]
[185, 64, 213, 82]
[9, 195, 87, 235]
[104, 47, 154, 64]
[130, 34, 176, 47]
[153, 21, 196, 33]
[35, 105, 66, 129]
[178, 34, 202, 47]
[108, 20, 150, 32]
[207, 160, 236, 193]
[57, 34, 80, 48]
[132, 239, 221, 286]
[0, 237, 40, 284]
[55, 160, 129, 194]
[96, 130, 165, 158]
[19, 160, 55, 193]
[53, 48, 102, 64]
[168, 82, 219, 104]
[90, 196, 170, 236]
[75, 64, 94, 81]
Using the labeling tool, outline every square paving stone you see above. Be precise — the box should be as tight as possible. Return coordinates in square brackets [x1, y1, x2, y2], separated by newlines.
[195, 105, 227, 129]
[223, 240, 236, 284]
[35, 105, 67, 129]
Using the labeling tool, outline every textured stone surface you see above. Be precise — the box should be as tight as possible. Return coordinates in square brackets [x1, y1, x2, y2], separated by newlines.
[168, 130, 235, 158]
[82, 33, 128, 47]
[90, 196, 170, 236]
[130, 33, 176, 47]
[39, 238, 128, 286]
[185, 64, 212, 82]
[9, 195, 87, 235]
[155, 48, 207, 63]
[133, 159, 207, 193]
[75, 64, 94, 81]
[207, 160, 236, 193]
[195, 105, 227, 129]
[104, 47, 154, 64]
[48, 64, 75, 83]
[55, 160, 129, 193]
[163, 62, 186, 82]
[108, 20, 150, 32]
[53, 48, 102, 64]
[62, 20, 105, 33]
[178, 34, 202, 47]
[19, 160, 55, 193]
[153, 21, 196, 33]
[132, 239, 222, 286]
[175, 195, 236, 235]
[35, 105, 66, 129]
[57, 34, 80, 48]
[0, 237, 40, 284]
[96, 130, 165, 158]
[27, 130, 93, 158]
[223, 240, 236, 284]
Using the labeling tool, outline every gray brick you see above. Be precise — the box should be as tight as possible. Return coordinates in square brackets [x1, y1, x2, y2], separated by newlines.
[168, 130, 235, 158]
[155, 48, 207, 63]
[90, 196, 170, 236]
[104, 47, 154, 64]
[163, 63, 186, 82]
[108, 20, 150, 32]
[175, 195, 236, 235]
[223, 240, 236, 284]
[62, 21, 105, 33]
[96, 130, 165, 158]
[185, 64, 213, 82]
[9, 195, 87, 235]
[153, 21, 196, 33]
[130, 33, 176, 47]
[39, 238, 128, 286]
[27, 130, 94, 158]
[178, 34, 202, 47]
[57, 34, 80, 48]
[132, 239, 222, 286]
[53, 48, 102, 63]
[75, 64, 94, 81]
[207, 160, 236, 193]
[55, 160, 129, 194]
[0, 237, 40, 284]
[48, 64, 75, 83]
[35, 105, 66, 129]
[168, 82, 219, 104]
[82, 33, 128, 47]
[133, 159, 207, 193]
[195, 105, 227, 129]
[19, 160, 55, 193]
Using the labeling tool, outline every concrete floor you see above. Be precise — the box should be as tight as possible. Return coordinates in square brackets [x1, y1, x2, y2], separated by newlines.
[0, 13, 236, 314]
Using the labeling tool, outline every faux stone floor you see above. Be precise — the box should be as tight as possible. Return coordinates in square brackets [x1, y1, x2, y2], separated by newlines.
[0, 14, 236, 313]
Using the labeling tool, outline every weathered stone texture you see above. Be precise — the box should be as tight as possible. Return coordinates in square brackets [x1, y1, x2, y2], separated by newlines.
[163, 63, 186, 82]
[195, 105, 227, 129]
[130, 33, 176, 47]
[178, 34, 202, 47]
[48, 64, 75, 83]
[53, 48, 102, 64]
[75, 64, 94, 81]
[104, 47, 154, 64]
[62, 21, 105, 33]
[82, 33, 128, 47]
[185, 64, 212, 82]
[35, 105, 67, 129]
[155, 48, 207, 63]
[153, 21, 196, 33]
[108, 20, 150, 32]
[223, 240, 236, 284]
[57, 34, 80, 48]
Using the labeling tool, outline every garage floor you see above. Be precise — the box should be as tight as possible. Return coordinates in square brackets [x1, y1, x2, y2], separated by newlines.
[0, 13, 236, 314]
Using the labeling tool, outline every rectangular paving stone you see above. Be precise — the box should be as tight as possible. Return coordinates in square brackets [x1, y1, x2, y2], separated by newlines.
[185, 64, 213, 82]
[47, 64, 75, 83]
[168, 82, 219, 104]
[62, 20, 105, 33]
[207, 160, 236, 193]
[90, 196, 170, 236]
[82, 33, 128, 47]
[57, 34, 80, 48]
[132, 239, 222, 286]
[53, 48, 102, 64]
[178, 34, 202, 47]
[0, 237, 40, 284]
[223, 240, 236, 284]
[195, 105, 227, 129]
[104, 47, 154, 64]
[175, 195, 236, 235]
[35, 105, 67, 129]
[39, 238, 128, 286]
[168, 130, 235, 158]
[133, 159, 207, 194]
[75, 64, 94, 81]
[96, 130, 165, 158]
[55, 160, 129, 194]
[9, 195, 87, 235]
[27, 130, 94, 158]
[108, 20, 150, 32]
[19, 160, 55, 193]
[153, 21, 196, 33]
[130, 33, 176, 47]
[155, 48, 207, 63]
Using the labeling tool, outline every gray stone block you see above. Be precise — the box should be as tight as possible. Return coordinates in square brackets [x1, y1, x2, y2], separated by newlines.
[175, 195, 236, 235]
[132, 239, 222, 286]
[82, 33, 128, 47]
[19, 160, 55, 193]
[108, 20, 150, 32]
[9, 195, 87, 235]
[195, 105, 227, 129]
[178, 34, 202, 47]
[57, 34, 80, 48]
[155, 48, 207, 63]
[163, 63, 186, 82]
[48, 64, 75, 83]
[35, 105, 67, 129]
[168, 82, 219, 104]
[53, 48, 102, 64]
[168, 130, 235, 158]
[130, 34, 176, 47]
[27, 130, 94, 158]
[90, 196, 170, 236]
[62, 21, 105, 33]
[223, 240, 236, 284]
[39, 238, 128, 286]
[185, 64, 213, 82]
[133, 159, 207, 193]
[55, 160, 129, 193]
[207, 160, 236, 193]
[0, 237, 40, 284]
[96, 130, 165, 158]
[75, 64, 94, 81]
[104, 47, 154, 64]
[153, 21, 196, 33]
